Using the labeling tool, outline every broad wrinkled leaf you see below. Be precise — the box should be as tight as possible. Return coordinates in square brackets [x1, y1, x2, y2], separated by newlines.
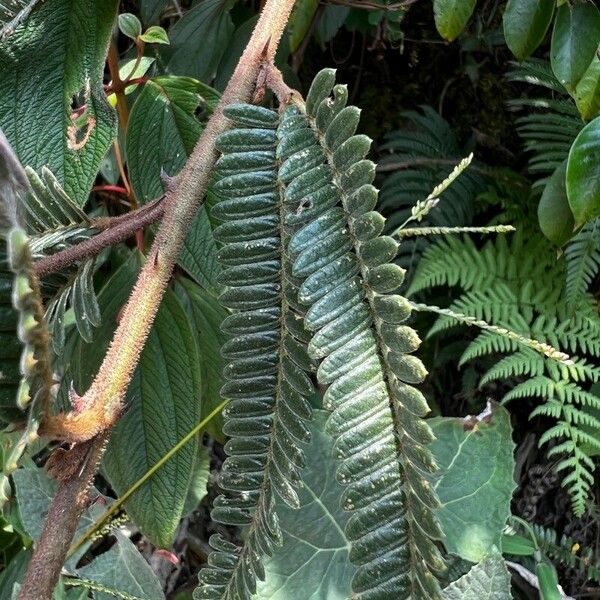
[551, 1, 600, 92]
[502, 0, 554, 61]
[0, 0, 118, 205]
[127, 76, 219, 203]
[433, 0, 476, 42]
[103, 289, 202, 547]
[183, 443, 210, 515]
[255, 410, 355, 599]
[175, 278, 228, 440]
[538, 160, 574, 246]
[127, 75, 221, 291]
[442, 553, 511, 599]
[166, 0, 235, 83]
[566, 115, 600, 226]
[77, 532, 164, 600]
[429, 404, 516, 562]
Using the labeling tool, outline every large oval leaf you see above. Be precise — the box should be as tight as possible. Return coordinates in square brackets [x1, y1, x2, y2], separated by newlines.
[0, 0, 118, 205]
[175, 278, 228, 441]
[566, 115, 600, 226]
[575, 55, 600, 121]
[255, 410, 355, 599]
[127, 75, 221, 292]
[127, 76, 219, 204]
[538, 160, 575, 246]
[428, 403, 516, 563]
[433, 0, 476, 42]
[103, 288, 202, 548]
[502, 0, 554, 61]
[442, 553, 511, 599]
[551, 1, 600, 92]
[165, 0, 235, 83]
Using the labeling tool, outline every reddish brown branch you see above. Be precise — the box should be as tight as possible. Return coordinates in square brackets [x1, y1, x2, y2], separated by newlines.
[17, 434, 109, 600]
[34, 198, 165, 278]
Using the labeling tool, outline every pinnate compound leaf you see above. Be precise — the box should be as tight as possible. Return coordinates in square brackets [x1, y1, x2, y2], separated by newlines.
[566, 116, 600, 226]
[165, 0, 235, 83]
[0, 0, 118, 205]
[255, 410, 355, 600]
[441, 553, 511, 600]
[429, 404, 516, 562]
[433, 0, 476, 41]
[103, 289, 202, 548]
[502, 0, 554, 61]
[76, 532, 164, 600]
[550, 1, 600, 92]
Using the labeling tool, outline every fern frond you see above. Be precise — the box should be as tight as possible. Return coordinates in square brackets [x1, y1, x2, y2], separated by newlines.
[507, 61, 583, 185]
[280, 70, 444, 599]
[528, 523, 600, 583]
[565, 219, 600, 309]
[195, 104, 314, 600]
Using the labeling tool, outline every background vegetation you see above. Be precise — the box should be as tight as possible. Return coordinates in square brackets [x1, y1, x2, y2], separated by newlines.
[0, 0, 599, 598]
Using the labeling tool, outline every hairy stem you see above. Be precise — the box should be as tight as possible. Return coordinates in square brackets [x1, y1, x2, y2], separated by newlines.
[40, 0, 295, 442]
[19, 2, 297, 598]
[17, 434, 109, 600]
[34, 198, 165, 278]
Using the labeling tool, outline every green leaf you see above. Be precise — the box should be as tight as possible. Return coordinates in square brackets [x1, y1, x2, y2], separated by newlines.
[118, 12, 142, 40]
[139, 25, 169, 45]
[175, 278, 227, 440]
[254, 410, 355, 599]
[166, 0, 235, 83]
[103, 289, 202, 548]
[11, 468, 103, 568]
[76, 532, 164, 600]
[0, 549, 30, 600]
[140, 0, 169, 24]
[538, 160, 575, 246]
[429, 403, 516, 562]
[315, 6, 350, 46]
[441, 553, 511, 599]
[574, 55, 600, 120]
[288, 0, 319, 52]
[551, 1, 600, 92]
[126, 76, 221, 291]
[182, 443, 210, 515]
[433, 0, 476, 42]
[178, 207, 221, 293]
[566, 115, 600, 226]
[0, 0, 118, 205]
[502, 0, 554, 61]
[127, 76, 219, 203]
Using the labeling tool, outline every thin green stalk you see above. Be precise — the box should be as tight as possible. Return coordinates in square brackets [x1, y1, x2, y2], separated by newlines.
[68, 400, 227, 556]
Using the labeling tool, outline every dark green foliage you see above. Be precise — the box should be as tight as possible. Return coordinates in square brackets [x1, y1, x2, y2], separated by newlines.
[410, 232, 600, 516]
[280, 71, 444, 599]
[195, 104, 314, 600]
